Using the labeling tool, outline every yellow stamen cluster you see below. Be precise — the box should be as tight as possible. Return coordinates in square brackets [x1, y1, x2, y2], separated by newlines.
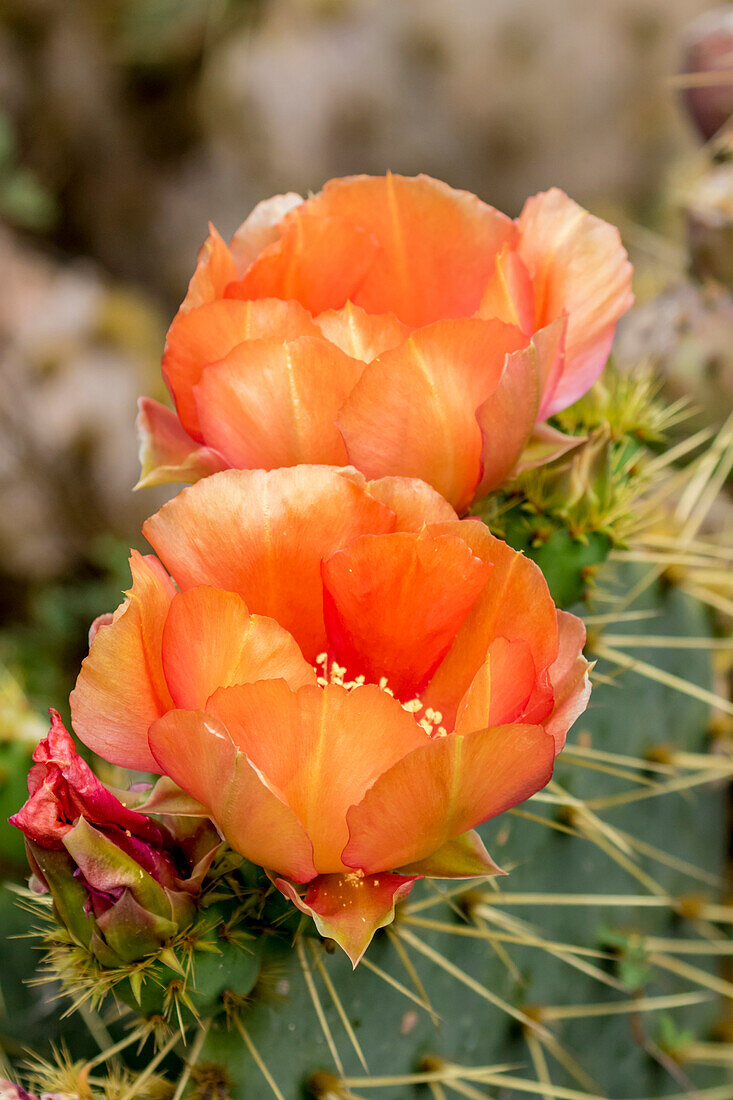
[315, 653, 366, 691]
[314, 654, 448, 737]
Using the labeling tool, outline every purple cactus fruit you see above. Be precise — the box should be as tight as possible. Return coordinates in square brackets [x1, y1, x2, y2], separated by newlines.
[680, 6, 733, 141]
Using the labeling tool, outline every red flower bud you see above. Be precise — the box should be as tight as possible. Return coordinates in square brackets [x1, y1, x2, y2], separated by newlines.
[10, 712, 219, 965]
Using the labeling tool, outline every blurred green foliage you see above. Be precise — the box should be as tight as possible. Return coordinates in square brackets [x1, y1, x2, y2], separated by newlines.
[0, 537, 139, 875]
[0, 537, 137, 719]
[0, 110, 58, 232]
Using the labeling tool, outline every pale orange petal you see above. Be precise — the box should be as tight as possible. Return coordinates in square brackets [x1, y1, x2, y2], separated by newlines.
[162, 298, 318, 440]
[518, 189, 633, 414]
[228, 192, 303, 273]
[474, 343, 541, 498]
[454, 637, 537, 733]
[337, 318, 527, 512]
[135, 397, 227, 489]
[230, 211, 380, 315]
[477, 245, 534, 333]
[532, 315, 567, 420]
[315, 302, 408, 361]
[70, 552, 176, 772]
[161, 586, 314, 711]
[365, 476, 458, 531]
[303, 174, 517, 326]
[179, 223, 238, 314]
[422, 521, 559, 727]
[473, 318, 568, 495]
[194, 336, 363, 468]
[205, 681, 428, 874]
[274, 872, 416, 967]
[148, 709, 316, 882]
[322, 531, 491, 699]
[545, 610, 592, 752]
[143, 466, 396, 662]
[344, 723, 555, 873]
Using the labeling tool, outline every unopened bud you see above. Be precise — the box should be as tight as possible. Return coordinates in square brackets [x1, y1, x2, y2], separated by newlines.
[10, 711, 219, 967]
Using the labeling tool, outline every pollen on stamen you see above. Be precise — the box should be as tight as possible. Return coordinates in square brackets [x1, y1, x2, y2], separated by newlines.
[377, 676, 395, 697]
[313, 654, 445, 734]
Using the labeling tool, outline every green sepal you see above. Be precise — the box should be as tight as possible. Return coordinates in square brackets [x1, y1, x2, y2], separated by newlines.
[396, 829, 504, 878]
[25, 840, 93, 949]
[62, 817, 171, 919]
[96, 889, 178, 963]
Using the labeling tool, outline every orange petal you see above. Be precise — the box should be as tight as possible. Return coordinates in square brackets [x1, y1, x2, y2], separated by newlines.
[230, 211, 380, 315]
[473, 318, 567, 496]
[179, 223, 238, 314]
[135, 397, 227, 489]
[194, 336, 363, 469]
[422, 521, 559, 728]
[365, 476, 458, 531]
[205, 681, 428, 873]
[454, 637, 538, 733]
[477, 245, 534, 333]
[148, 709, 316, 881]
[344, 723, 555, 874]
[70, 552, 176, 771]
[161, 586, 314, 710]
[474, 342, 541, 498]
[397, 829, 503, 878]
[545, 610, 592, 752]
[532, 315, 567, 420]
[303, 174, 517, 327]
[274, 872, 416, 967]
[315, 302, 408, 361]
[322, 531, 492, 699]
[162, 298, 318, 441]
[228, 192, 303, 273]
[143, 466, 396, 661]
[337, 318, 527, 512]
[518, 189, 634, 414]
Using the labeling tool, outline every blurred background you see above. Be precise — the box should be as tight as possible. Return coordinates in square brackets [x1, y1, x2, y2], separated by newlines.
[1, 0, 732, 862]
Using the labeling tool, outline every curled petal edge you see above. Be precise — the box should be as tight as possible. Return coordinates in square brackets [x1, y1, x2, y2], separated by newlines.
[546, 610, 593, 752]
[135, 397, 228, 489]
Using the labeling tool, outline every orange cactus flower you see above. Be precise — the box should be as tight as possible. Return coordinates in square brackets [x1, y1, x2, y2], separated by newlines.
[138, 175, 633, 512]
[70, 467, 591, 964]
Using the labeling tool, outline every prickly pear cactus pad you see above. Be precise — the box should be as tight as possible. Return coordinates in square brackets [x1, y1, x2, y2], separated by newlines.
[1, 172, 732, 1100]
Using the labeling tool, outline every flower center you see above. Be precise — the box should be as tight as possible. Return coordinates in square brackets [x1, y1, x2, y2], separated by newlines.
[314, 653, 448, 737]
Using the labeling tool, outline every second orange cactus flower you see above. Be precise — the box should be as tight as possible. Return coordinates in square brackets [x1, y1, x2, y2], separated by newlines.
[70, 466, 591, 963]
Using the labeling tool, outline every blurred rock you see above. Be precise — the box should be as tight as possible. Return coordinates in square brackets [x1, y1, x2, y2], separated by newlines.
[0, 0, 720, 303]
[614, 279, 733, 430]
[0, 227, 167, 579]
[198, 0, 706, 230]
[679, 133, 733, 289]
